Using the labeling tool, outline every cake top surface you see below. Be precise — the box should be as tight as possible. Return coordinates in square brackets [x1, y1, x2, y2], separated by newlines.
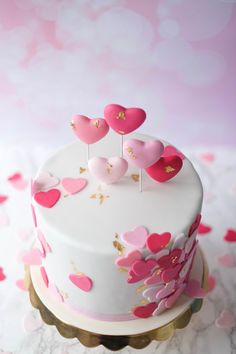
[33, 132, 203, 253]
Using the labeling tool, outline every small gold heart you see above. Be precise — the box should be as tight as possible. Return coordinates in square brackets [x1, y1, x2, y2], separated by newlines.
[131, 174, 139, 182]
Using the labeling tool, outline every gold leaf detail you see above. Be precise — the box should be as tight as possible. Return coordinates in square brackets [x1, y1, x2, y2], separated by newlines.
[115, 233, 119, 239]
[131, 174, 139, 182]
[165, 165, 175, 173]
[126, 147, 136, 160]
[90, 194, 97, 199]
[92, 119, 100, 128]
[70, 120, 75, 129]
[118, 267, 128, 273]
[80, 167, 86, 174]
[113, 240, 125, 254]
[116, 111, 126, 120]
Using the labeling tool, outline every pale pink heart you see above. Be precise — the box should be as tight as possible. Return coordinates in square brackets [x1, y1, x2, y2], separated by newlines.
[116, 250, 142, 267]
[49, 283, 64, 303]
[72, 115, 109, 144]
[123, 139, 164, 168]
[0, 213, 9, 228]
[17, 227, 34, 241]
[156, 280, 176, 300]
[16, 279, 27, 291]
[23, 311, 43, 332]
[162, 145, 185, 160]
[37, 229, 52, 256]
[178, 250, 186, 263]
[179, 255, 193, 279]
[215, 310, 236, 329]
[218, 253, 236, 268]
[8, 172, 28, 190]
[184, 231, 197, 254]
[69, 274, 93, 292]
[184, 279, 206, 298]
[200, 152, 215, 162]
[152, 299, 166, 316]
[40, 266, 49, 287]
[88, 156, 128, 184]
[165, 284, 186, 308]
[61, 177, 87, 195]
[121, 225, 148, 248]
[32, 172, 60, 193]
[172, 233, 186, 250]
[145, 272, 163, 286]
[21, 248, 42, 266]
[143, 286, 162, 302]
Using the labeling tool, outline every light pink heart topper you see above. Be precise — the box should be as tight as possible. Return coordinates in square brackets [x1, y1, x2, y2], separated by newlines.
[72, 115, 109, 144]
[88, 156, 128, 184]
[123, 139, 164, 168]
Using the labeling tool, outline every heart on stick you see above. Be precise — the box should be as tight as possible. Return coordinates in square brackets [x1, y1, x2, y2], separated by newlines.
[123, 139, 164, 168]
[69, 274, 93, 292]
[34, 189, 61, 208]
[61, 177, 87, 195]
[145, 155, 183, 183]
[104, 104, 146, 135]
[71, 115, 109, 144]
[88, 156, 128, 184]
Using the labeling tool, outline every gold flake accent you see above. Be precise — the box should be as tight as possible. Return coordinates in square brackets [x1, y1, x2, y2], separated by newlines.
[126, 146, 136, 160]
[136, 284, 147, 293]
[92, 119, 100, 128]
[80, 167, 86, 174]
[116, 111, 126, 120]
[140, 299, 149, 305]
[131, 174, 139, 182]
[90, 193, 97, 199]
[98, 193, 109, 205]
[165, 165, 175, 173]
[115, 233, 119, 239]
[90, 186, 110, 205]
[118, 267, 128, 273]
[106, 163, 113, 175]
[113, 240, 125, 255]
[70, 120, 75, 129]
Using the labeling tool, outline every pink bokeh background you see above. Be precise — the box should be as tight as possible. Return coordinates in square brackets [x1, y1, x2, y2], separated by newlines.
[0, 0, 236, 147]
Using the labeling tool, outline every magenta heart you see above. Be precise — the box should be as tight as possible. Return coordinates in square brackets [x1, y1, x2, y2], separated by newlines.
[165, 284, 185, 308]
[145, 155, 183, 183]
[88, 156, 128, 184]
[132, 259, 157, 277]
[157, 249, 182, 268]
[121, 225, 148, 248]
[188, 214, 201, 237]
[146, 232, 171, 253]
[0, 267, 6, 281]
[184, 279, 206, 298]
[61, 177, 87, 195]
[224, 229, 236, 242]
[123, 139, 164, 168]
[127, 270, 147, 283]
[104, 104, 146, 135]
[215, 310, 236, 328]
[198, 223, 212, 234]
[69, 274, 93, 292]
[133, 302, 157, 318]
[162, 145, 185, 160]
[218, 253, 235, 268]
[156, 280, 176, 300]
[116, 250, 142, 267]
[34, 189, 61, 208]
[21, 248, 42, 266]
[0, 195, 8, 204]
[7, 172, 28, 190]
[161, 264, 182, 283]
[72, 115, 109, 144]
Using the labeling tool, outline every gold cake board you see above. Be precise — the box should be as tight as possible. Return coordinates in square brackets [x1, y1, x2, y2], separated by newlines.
[25, 247, 208, 351]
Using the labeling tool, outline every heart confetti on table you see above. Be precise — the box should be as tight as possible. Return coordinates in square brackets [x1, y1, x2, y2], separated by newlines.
[61, 177, 87, 195]
[146, 232, 171, 253]
[71, 115, 109, 144]
[7, 172, 28, 190]
[16, 279, 27, 291]
[224, 229, 236, 242]
[121, 225, 148, 248]
[69, 274, 93, 292]
[145, 155, 183, 183]
[184, 279, 206, 298]
[104, 104, 146, 135]
[21, 248, 42, 266]
[218, 253, 235, 268]
[198, 223, 212, 234]
[32, 172, 60, 193]
[215, 310, 236, 329]
[34, 188, 61, 208]
[88, 156, 128, 184]
[23, 310, 43, 332]
[123, 139, 164, 168]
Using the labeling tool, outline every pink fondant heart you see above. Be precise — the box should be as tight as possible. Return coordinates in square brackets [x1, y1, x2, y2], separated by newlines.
[16, 279, 27, 291]
[179, 256, 193, 279]
[215, 310, 236, 329]
[69, 274, 93, 292]
[152, 299, 166, 316]
[121, 225, 148, 248]
[104, 104, 146, 135]
[116, 250, 142, 267]
[143, 285, 162, 302]
[40, 266, 49, 287]
[165, 284, 185, 308]
[37, 229, 52, 255]
[88, 156, 128, 184]
[61, 177, 87, 195]
[218, 253, 235, 268]
[0, 267, 6, 281]
[157, 248, 182, 268]
[0, 195, 8, 204]
[146, 232, 171, 253]
[127, 270, 147, 283]
[32, 172, 60, 193]
[21, 248, 42, 266]
[208, 275, 216, 292]
[34, 189, 61, 208]
[7, 172, 28, 190]
[161, 264, 182, 283]
[132, 259, 157, 277]
[162, 145, 185, 160]
[123, 139, 164, 168]
[145, 269, 163, 285]
[145, 155, 183, 183]
[156, 280, 176, 300]
[189, 214, 201, 237]
[184, 279, 206, 298]
[198, 223, 212, 234]
[23, 311, 43, 332]
[224, 229, 236, 242]
[133, 302, 157, 318]
[72, 115, 109, 144]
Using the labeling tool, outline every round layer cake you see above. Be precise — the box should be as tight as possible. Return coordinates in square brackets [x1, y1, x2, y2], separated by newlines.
[31, 132, 203, 321]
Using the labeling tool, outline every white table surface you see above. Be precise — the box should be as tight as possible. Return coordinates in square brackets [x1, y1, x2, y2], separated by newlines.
[0, 145, 236, 354]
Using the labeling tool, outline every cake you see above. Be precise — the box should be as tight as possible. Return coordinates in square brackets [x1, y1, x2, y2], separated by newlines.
[30, 104, 203, 323]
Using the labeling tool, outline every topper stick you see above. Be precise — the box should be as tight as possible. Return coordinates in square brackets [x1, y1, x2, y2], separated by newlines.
[87, 144, 90, 163]
[139, 168, 143, 192]
[120, 135, 123, 158]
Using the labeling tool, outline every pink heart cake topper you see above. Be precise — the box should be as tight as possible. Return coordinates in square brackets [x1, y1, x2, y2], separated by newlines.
[121, 225, 148, 248]
[104, 104, 146, 135]
[69, 274, 93, 292]
[71, 115, 109, 144]
[123, 139, 164, 168]
[88, 156, 128, 184]
[61, 177, 87, 195]
[146, 155, 183, 183]
[34, 189, 61, 208]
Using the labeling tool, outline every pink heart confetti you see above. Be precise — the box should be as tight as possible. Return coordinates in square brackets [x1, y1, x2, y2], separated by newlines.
[69, 274, 93, 292]
[208, 275, 216, 292]
[7, 172, 28, 190]
[40, 266, 49, 287]
[21, 248, 42, 266]
[116, 250, 142, 267]
[199, 152, 215, 162]
[121, 225, 148, 249]
[16, 279, 27, 291]
[184, 279, 206, 299]
[34, 189, 61, 208]
[143, 285, 162, 302]
[0, 267, 6, 281]
[215, 310, 236, 329]
[23, 311, 43, 332]
[32, 172, 60, 193]
[218, 253, 235, 268]
[198, 223, 212, 235]
[224, 229, 236, 242]
[152, 299, 166, 316]
[156, 280, 176, 300]
[0, 195, 8, 204]
[61, 177, 87, 195]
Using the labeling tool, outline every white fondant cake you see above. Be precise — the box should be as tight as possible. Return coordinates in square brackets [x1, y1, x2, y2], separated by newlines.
[31, 132, 203, 321]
